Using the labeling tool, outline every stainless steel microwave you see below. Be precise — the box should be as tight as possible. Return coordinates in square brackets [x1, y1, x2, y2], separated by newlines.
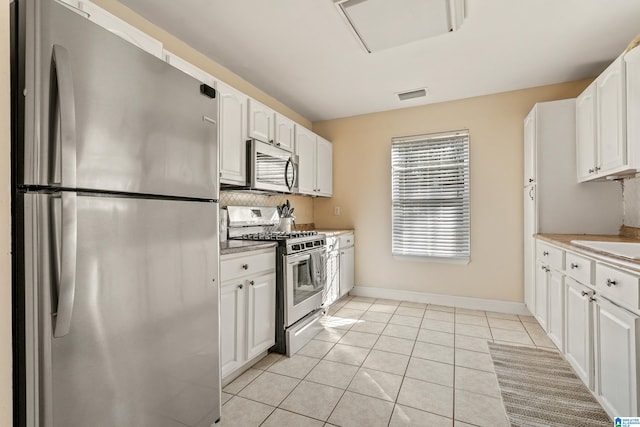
[248, 139, 298, 193]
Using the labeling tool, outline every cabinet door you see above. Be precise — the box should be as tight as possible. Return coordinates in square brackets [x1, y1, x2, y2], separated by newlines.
[220, 281, 245, 378]
[597, 55, 627, 174]
[219, 81, 248, 185]
[248, 99, 274, 144]
[295, 126, 317, 195]
[535, 262, 549, 331]
[524, 187, 537, 313]
[339, 246, 355, 297]
[246, 272, 276, 359]
[324, 251, 340, 306]
[576, 83, 597, 181]
[547, 269, 565, 351]
[316, 137, 333, 197]
[565, 278, 593, 389]
[594, 296, 640, 417]
[274, 114, 295, 152]
[524, 109, 536, 186]
[627, 47, 640, 157]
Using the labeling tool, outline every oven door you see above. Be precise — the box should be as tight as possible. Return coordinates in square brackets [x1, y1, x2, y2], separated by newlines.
[284, 248, 326, 327]
[250, 140, 298, 193]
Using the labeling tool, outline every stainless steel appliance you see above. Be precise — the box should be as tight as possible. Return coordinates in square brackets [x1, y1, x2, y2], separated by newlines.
[12, 1, 221, 426]
[226, 206, 326, 356]
[247, 139, 299, 193]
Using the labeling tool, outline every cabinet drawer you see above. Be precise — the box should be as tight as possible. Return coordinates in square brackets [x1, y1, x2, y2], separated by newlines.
[565, 252, 593, 285]
[537, 242, 563, 270]
[338, 233, 355, 248]
[222, 250, 275, 281]
[595, 263, 640, 310]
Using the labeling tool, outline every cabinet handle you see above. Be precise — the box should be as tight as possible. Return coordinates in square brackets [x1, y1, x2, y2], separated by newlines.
[238, 284, 243, 289]
[588, 168, 595, 173]
[528, 178, 534, 183]
[595, 166, 601, 172]
[570, 263, 579, 269]
[249, 280, 255, 286]
[540, 265, 546, 271]
[542, 251, 549, 256]
[242, 264, 249, 270]
[589, 296, 597, 302]
[606, 278, 617, 287]
[269, 139, 274, 143]
[581, 291, 588, 297]
[276, 142, 281, 146]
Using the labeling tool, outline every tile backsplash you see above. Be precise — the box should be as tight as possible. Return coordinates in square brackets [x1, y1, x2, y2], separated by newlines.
[623, 177, 640, 227]
[220, 191, 314, 225]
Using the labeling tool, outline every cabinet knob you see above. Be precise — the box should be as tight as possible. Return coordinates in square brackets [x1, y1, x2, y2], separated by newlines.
[542, 251, 549, 256]
[238, 284, 243, 289]
[570, 263, 579, 269]
[588, 168, 595, 173]
[249, 280, 255, 286]
[528, 178, 534, 183]
[276, 142, 281, 146]
[606, 278, 617, 287]
[589, 296, 597, 302]
[595, 166, 601, 172]
[581, 291, 588, 297]
[269, 139, 274, 143]
[242, 264, 249, 270]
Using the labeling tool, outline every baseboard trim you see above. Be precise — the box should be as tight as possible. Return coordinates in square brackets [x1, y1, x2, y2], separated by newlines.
[349, 286, 531, 315]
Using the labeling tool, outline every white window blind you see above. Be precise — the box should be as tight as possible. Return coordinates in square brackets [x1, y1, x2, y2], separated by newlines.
[391, 130, 470, 260]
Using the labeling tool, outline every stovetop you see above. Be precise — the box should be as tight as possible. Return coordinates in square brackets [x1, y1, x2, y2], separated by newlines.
[236, 231, 319, 241]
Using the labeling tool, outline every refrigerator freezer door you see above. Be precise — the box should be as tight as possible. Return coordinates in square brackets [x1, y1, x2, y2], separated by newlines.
[23, 0, 218, 199]
[24, 192, 220, 427]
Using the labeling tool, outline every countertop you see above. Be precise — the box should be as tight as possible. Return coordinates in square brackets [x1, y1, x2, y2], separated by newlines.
[314, 229, 354, 237]
[536, 233, 640, 273]
[220, 240, 277, 255]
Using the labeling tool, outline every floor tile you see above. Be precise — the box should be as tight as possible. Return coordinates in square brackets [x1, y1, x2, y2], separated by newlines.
[382, 324, 419, 340]
[405, 357, 454, 387]
[314, 327, 348, 343]
[373, 335, 415, 356]
[395, 306, 426, 318]
[375, 298, 401, 306]
[279, 381, 343, 421]
[490, 328, 534, 345]
[389, 404, 454, 427]
[454, 366, 501, 398]
[485, 311, 521, 321]
[220, 396, 274, 427]
[350, 320, 387, 335]
[222, 368, 262, 394]
[417, 329, 454, 347]
[320, 315, 355, 331]
[360, 311, 393, 323]
[238, 371, 300, 406]
[252, 353, 285, 370]
[420, 318, 455, 333]
[487, 318, 525, 332]
[390, 314, 423, 328]
[454, 335, 492, 354]
[297, 340, 335, 359]
[351, 296, 376, 303]
[455, 308, 486, 317]
[454, 421, 477, 427]
[397, 377, 453, 418]
[267, 355, 320, 379]
[411, 341, 454, 364]
[455, 313, 489, 326]
[454, 348, 495, 373]
[343, 300, 373, 311]
[333, 308, 366, 320]
[338, 330, 379, 349]
[362, 350, 410, 375]
[427, 304, 455, 313]
[261, 408, 324, 427]
[399, 301, 427, 309]
[305, 360, 359, 389]
[424, 310, 455, 322]
[368, 304, 398, 313]
[528, 331, 557, 348]
[454, 389, 509, 427]
[328, 391, 394, 427]
[519, 314, 538, 323]
[522, 321, 545, 335]
[455, 323, 492, 339]
[347, 368, 403, 402]
[221, 392, 233, 405]
[323, 344, 370, 366]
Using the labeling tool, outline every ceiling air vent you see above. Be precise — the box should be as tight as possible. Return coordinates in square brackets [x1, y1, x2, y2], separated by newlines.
[397, 88, 428, 101]
[334, 0, 466, 53]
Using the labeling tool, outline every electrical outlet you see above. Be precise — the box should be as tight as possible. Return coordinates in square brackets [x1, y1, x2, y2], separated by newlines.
[334, 206, 341, 216]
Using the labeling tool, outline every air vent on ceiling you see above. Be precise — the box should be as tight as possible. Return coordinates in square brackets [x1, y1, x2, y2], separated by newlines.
[335, 0, 465, 53]
[397, 88, 428, 101]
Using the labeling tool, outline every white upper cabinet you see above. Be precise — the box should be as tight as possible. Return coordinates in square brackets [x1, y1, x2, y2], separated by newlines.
[218, 81, 248, 186]
[274, 114, 295, 152]
[248, 99, 275, 144]
[316, 136, 333, 197]
[626, 47, 640, 166]
[523, 110, 536, 186]
[295, 126, 317, 195]
[576, 82, 597, 182]
[597, 55, 627, 173]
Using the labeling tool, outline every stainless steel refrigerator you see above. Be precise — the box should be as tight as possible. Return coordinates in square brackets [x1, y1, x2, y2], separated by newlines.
[12, 0, 221, 426]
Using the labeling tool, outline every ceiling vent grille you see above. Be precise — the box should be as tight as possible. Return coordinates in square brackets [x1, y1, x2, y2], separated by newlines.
[397, 88, 428, 101]
[335, 0, 465, 53]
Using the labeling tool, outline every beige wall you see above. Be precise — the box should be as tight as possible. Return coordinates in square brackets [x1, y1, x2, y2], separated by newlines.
[1, 1, 12, 424]
[313, 80, 592, 302]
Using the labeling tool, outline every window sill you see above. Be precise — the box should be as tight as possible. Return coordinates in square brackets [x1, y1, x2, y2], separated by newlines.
[392, 255, 470, 265]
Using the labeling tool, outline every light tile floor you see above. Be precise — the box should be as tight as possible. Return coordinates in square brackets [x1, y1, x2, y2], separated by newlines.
[220, 296, 555, 427]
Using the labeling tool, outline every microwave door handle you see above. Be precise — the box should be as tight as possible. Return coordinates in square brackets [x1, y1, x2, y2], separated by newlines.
[284, 157, 293, 190]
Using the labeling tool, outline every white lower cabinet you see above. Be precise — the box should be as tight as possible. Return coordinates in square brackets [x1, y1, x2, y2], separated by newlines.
[547, 269, 565, 351]
[594, 295, 640, 417]
[535, 261, 549, 331]
[565, 277, 594, 388]
[220, 249, 276, 380]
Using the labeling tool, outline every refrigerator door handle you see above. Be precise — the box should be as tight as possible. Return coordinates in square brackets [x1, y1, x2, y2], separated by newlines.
[52, 192, 78, 338]
[51, 45, 77, 188]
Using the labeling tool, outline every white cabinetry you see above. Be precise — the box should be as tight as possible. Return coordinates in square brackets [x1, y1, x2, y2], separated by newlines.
[247, 99, 294, 153]
[339, 233, 355, 297]
[626, 47, 640, 166]
[295, 127, 333, 197]
[218, 81, 248, 185]
[565, 277, 594, 388]
[576, 83, 598, 181]
[547, 269, 565, 351]
[274, 114, 295, 152]
[220, 248, 276, 380]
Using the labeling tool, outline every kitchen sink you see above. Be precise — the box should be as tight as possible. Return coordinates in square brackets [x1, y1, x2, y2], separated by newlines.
[571, 240, 640, 260]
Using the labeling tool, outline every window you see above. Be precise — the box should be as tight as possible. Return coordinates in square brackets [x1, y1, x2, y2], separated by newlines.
[391, 130, 470, 261]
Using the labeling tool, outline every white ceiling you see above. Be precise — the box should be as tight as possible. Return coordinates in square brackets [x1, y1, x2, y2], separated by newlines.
[119, 0, 640, 122]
